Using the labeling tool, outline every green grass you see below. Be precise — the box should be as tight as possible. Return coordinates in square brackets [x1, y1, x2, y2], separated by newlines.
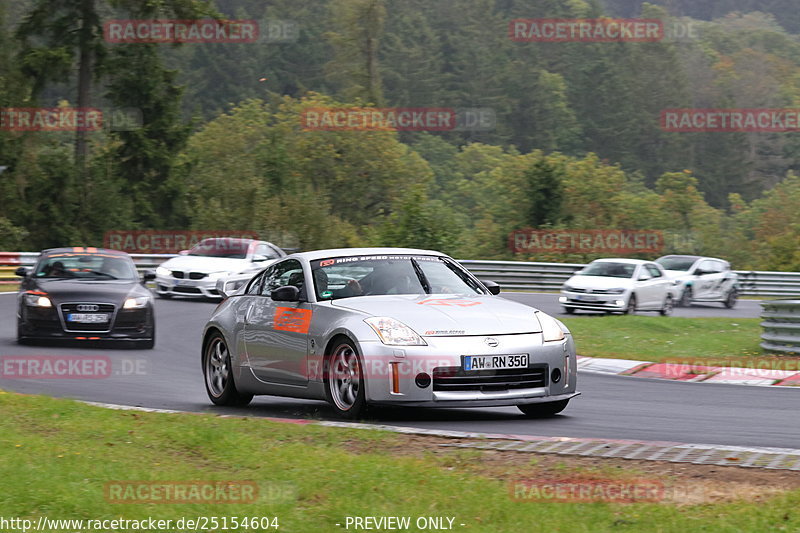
[562, 316, 768, 362]
[1, 392, 800, 532]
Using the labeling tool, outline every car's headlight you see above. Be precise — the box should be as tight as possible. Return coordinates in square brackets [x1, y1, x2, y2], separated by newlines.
[536, 311, 566, 342]
[24, 292, 52, 307]
[155, 266, 170, 277]
[123, 296, 150, 309]
[607, 288, 626, 294]
[365, 317, 427, 346]
[562, 284, 574, 292]
[208, 271, 234, 280]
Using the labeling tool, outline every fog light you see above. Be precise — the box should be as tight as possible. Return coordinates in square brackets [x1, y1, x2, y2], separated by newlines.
[415, 373, 431, 388]
[551, 368, 562, 384]
[615, 300, 625, 306]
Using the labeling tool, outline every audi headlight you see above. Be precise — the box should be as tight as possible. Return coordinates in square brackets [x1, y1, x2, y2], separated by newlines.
[123, 296, 150, 309]
[24, 292, 52, 307]
[365, 317, 427, 346]
[155, 266, 170, 277]
[536, 311, 566, 342]
[607, 288, 625, 294]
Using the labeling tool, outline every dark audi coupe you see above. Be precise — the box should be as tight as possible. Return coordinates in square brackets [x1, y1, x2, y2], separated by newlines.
[16, 247, 156, 348]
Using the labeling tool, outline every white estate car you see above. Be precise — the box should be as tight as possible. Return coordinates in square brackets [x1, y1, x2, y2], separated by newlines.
[155, 238, 285, 299]
[655, 255, 738, 308]
[559, 258, 674, 315]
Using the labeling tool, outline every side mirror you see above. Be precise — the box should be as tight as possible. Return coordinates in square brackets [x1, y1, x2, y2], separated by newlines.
[142, 270, 156, 282]
[252, 254, 268, 263]
[638, 274, 652, 281]
[271, 285, 301, 302]
[14, 266, 29, 277]
[483, 280, 501, 295]
[178, 250, 189, 256]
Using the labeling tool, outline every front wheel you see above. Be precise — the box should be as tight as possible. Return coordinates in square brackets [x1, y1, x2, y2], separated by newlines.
[679, 287, 692, 307]
[660, 295, 673, 316]
[203, 332, 253, 406]
[623, 295, 636, 315]
[562, 307, 575, 315]
[324, 339, 367, 419]
[518, 400, 569, 418]
[724, 289, 738, 309]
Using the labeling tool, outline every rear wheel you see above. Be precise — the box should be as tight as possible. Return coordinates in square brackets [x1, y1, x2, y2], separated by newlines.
[660, 295, 673, 316]
[518, 400, 569, 418]
[203, 332, 253, 406]
[724, 289, 738, 309]
[623, 295, 637, 315]
[324, 338, 367, 419]
[680, 287, 693, 307]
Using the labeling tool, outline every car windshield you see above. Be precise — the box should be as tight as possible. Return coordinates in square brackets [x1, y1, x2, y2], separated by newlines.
[656, 256, 699, 271]
[310, 255, 484, 301]
[34, 253, 138, 280]
[581, 262, 636, 279]
[187, 239, 249, 259]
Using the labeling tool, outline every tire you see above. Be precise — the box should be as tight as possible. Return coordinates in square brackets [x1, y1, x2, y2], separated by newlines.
[518, 400, 569, 418]
[17, 322, 30, 345]
[660, 295, 673, 316]
[563, 307, 575, 315]
[724, 289, 738, 309]
[623, 294, 636, 315]
[679, 287, 692, 307]
[324, 337, 367, 419]
[203, 332, 253, 406]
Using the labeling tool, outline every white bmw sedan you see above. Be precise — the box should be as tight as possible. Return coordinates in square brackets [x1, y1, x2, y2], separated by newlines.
[559, 258, 674, 315]
[155, 238, 285, 299]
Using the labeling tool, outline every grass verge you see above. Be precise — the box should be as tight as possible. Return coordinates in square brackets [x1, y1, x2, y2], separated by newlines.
[1, 391, 799, 532]
[561, 316, 774, 363]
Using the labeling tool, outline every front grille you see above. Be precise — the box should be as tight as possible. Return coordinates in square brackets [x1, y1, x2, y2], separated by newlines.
[570, 288, 612, 294]
[60, 303, 115, 332]
[433, 364, 548, 392]
[173, 286, 202, 294]
[189, 272, 207, 280]
[172, 271, 184, 279]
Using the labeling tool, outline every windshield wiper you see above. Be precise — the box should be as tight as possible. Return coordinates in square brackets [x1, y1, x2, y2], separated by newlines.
[410, 259, 432, 294]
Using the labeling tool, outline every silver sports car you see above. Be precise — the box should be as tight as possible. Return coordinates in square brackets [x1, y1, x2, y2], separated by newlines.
[202, 248, 580, 418]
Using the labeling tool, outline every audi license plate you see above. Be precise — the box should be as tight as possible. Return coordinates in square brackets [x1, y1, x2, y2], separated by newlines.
[67, 313, 109, 323]
[463, 354, 528, 371]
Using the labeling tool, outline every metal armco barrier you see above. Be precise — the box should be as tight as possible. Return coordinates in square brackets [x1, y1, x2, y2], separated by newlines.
[1, 253, 800, 296]
[760, 300, 800, 354]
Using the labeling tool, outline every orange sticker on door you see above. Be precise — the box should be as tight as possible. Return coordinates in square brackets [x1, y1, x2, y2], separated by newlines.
[274, 307, 313, 333]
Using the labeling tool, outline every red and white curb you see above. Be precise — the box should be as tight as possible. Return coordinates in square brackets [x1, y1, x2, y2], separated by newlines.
[82, 401, 800, 470]
[577, 355, 800, 387]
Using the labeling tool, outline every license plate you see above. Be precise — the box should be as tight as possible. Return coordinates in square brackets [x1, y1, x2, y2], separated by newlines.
[463, 354, 528, 371]
[175, 280, 195, 287]
[576, 295, 597, 301]
[67, 313, 109, 323]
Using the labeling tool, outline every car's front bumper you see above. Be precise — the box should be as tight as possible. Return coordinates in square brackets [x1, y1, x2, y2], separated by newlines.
[18, 305, 154, 342]
[155, 275, 222, 298]
[559, 292, 628, 312]
[349, 333, 578, 407]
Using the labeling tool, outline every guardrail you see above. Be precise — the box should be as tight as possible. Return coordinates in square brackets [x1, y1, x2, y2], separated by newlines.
[2, 252, 800, 297]
[760, 300, 800, 354]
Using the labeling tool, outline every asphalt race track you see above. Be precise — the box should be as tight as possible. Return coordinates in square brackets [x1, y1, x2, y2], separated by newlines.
[1, 292, 797, 450]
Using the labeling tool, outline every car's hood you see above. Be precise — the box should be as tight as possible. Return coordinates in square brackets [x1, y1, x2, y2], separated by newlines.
[27, 278, 144, 304]
[158, 255, 258, 274]
[565, 275, 634, 289]
[331, 294, 542, 336]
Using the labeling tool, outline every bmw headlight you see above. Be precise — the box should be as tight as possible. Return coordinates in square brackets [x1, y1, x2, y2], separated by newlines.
[365, 317, 427, 346]
[607, 288, 625, 294]
[536, 311, 566, 342]
[123, 296, 150, 309]
[24, 292, 52, 307]
[155, 266, 170, 277]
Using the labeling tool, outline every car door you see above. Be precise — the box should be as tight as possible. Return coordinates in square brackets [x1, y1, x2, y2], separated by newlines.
[634, 264, 666, 309]
[644, 263, 671, 307]
[243, 259, 311, 386]
[692, 259, 718, 299]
